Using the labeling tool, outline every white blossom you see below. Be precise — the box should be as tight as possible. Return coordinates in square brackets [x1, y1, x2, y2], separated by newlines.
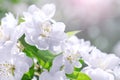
[0, 3, 120, 80]
[0, 42, 32, 80]
[113, 41, 120, 57]
[82, 48, 120, 80]
[23, 4, 67, 52]
[51, 36, 82, 74]
[82, 67, 114, 80]
[113, 65, 120, 80]
[39, 70, 67, 80]
[84, 48, 120, 70]
[0, 13, 24, 45]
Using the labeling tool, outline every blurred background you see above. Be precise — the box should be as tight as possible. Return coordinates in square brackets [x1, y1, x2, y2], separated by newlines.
[0, 0, 120, 56]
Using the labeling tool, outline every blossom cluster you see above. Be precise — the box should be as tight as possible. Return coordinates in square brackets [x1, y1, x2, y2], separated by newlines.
[0, 3, 120, 80]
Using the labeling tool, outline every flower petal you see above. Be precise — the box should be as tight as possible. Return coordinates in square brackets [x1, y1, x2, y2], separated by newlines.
[41, 4, 56, 18]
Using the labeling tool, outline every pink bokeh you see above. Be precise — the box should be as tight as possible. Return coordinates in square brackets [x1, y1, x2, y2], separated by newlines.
[65, 0, 115, 25]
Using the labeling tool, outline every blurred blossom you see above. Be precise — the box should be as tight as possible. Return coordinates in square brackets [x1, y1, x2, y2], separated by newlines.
[58, 0, 120, 52]
[66, 0, 114, 24]
[88, 26, 100, 39]
[12, 3, 28, 16]
[113, 41, 120, 57]
[94, 36, 109, 51]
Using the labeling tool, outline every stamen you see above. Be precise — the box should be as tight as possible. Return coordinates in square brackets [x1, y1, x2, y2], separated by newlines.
[0, 62, 15, 78]
[17, 41, 24, 51]
[66, 53, 81, 63]
[40, 22, 52, 38]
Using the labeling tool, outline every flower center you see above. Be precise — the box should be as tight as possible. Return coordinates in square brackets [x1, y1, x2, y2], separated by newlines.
[0, 62, 15, 78]
[40, 22, 52, 38]
[66, 53, 81, 63]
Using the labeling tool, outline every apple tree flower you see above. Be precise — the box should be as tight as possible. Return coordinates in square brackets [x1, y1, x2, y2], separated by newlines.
[23, 4, 67, 52]
[1, 3, 120, 80]
[0, 42, 32, 80]
[113, 65, 120, 80]
[39, 70, 67, 80]
[51, 36, 82, 74]
[83, 48, 120, 70]
[82, 48, 120, 80]
[82, 68, 114, 80]
[0, 12, 24, 46]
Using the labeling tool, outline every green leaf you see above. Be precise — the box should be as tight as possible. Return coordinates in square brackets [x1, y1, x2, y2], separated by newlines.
[34, 50, 55, 70]
[67, 60, 90, 80]
[19, 35, 38, 58]
[19, 35, 56, 70]
[74, 59, 88, 72]
[0, 9, 7, 19]
[18, 17, 25, 24]
[79, 59, 88, 70]
[66, 71, 91, 80]
[66, 31, 80, 37]
[11, 0, 20, 4]
[22, 65, 35, 80]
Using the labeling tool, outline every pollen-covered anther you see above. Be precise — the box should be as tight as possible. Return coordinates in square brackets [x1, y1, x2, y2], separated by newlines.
[40, 21, 52, 38]
[0, 62, 15, 78]
[17, 41, 24, 51]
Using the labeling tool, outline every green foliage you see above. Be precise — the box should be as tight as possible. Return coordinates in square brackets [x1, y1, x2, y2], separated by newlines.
[79, 59, 88, 70]
[66, 59, 90, 80]
[74, 59, 88, 72]
[66, 71, 91, 80]
[18, 17, 25, 24]
[11, 0, 20, 4]
[66, 30, 80, 37]
[19, 35, 90, 80]
[0, 9, 7, 19]
[19, 35, 56, 70]
[22, 65, 35, 80]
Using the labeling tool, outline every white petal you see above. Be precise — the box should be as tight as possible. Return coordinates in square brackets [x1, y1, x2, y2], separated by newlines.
[28, 5, 40, 14]
[39, 71, 66, 80]
[42, 3, 56, 18]
[50, 54, 63, 73]
[64, 61, 74, 74]
[83, 68, 114, 80]
[52, 22, 65, 32]
[103, 54, 120, 69]
[74, 61, 82, 68]
[113, 66, 120, 80]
